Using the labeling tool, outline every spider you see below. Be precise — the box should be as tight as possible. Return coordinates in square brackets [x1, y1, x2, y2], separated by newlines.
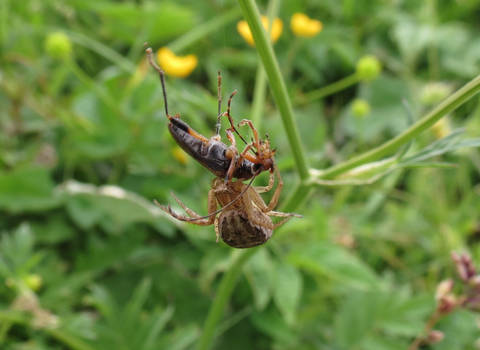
[156, 169, 302, 248]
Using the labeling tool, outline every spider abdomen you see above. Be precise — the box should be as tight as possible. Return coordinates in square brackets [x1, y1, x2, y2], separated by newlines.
[218, 210, 272, 248]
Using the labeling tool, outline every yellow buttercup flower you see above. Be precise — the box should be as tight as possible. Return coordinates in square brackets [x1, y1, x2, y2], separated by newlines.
[237, 16, 283, 46]
[291, 13, 323, 37]
[157, 47, 198, 78]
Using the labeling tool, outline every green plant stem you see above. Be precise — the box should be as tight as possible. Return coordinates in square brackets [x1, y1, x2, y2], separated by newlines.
[250, 66, 267, 129]
[0, 0, 7, 51]
[237, 0, 310, 181]
[298, 73, 360, 105]
[315, 73, 480, 180]
[169, 8, 241, 53]
[196, 180, 308, 350]
[249, 0, 279, 131]
[198, 3, 311, 349]
[197, 249, 257, 350]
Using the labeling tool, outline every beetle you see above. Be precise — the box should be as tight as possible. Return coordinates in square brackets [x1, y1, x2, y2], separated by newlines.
[156, 169, 302, 248]
[146, 46, 275, 182]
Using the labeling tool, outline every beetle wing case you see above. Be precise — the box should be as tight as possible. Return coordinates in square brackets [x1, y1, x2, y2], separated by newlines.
[168, 118, 230, 177]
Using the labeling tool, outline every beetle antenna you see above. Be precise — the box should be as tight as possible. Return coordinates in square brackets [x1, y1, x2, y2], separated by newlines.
[215, 71, 222, 135]
[157, 174, 259, 222]
[145, 44, 170, 118]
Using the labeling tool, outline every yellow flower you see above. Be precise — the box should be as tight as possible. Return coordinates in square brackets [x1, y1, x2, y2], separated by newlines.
[290, 13, 323, 37]
[237, 16, 283, 46]
[157, 48, 197, 78]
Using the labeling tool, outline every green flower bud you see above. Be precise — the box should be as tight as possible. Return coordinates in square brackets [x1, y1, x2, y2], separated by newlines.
[351, 98, 371, 118]
[431, 118, 451, 139]
[420, 82, 452, 106]
[24, 274, 43, 291]
[45, 32, 72, 60]
[356, 55, 382, 81]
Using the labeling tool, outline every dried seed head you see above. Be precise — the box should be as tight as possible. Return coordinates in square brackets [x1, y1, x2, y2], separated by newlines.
[437, 294, 457, 314]
[435, 279, 454, 301]
[427, 330, 445, 344]
[452, 251, 476, 282]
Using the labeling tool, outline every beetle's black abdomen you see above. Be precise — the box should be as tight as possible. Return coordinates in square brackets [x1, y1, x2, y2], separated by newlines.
[168, 120, 230, 177]
[219, 211, 272, 248]
[168, 118, 259, 180]
[233, 162, 262, 180]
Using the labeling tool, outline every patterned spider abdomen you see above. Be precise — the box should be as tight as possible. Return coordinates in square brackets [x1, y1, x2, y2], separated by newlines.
[218, 210, 273, 248]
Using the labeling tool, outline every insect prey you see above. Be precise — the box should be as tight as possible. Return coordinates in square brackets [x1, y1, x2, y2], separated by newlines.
[146, 46, 274, 182]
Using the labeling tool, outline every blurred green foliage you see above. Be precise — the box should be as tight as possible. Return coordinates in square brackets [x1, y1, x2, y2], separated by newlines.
[1, 0, 480, 349]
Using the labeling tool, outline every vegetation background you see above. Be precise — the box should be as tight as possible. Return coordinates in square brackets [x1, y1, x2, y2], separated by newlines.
[1, 0, 480, 349]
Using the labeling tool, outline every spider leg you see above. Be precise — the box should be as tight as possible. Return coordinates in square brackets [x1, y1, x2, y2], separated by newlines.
[170, 191, 202, 218]
[254, 170, 275, 193]
[273, 217, 293, 229]
[155, 189, 217, 225]
[264, 168, 283, 212]
[268, 210, 303, 218]
[249, 169, 283, 212]
[214, 215, 220, 243]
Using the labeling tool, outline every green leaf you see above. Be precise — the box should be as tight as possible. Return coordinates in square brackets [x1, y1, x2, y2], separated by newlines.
[273, 262, 302, 326]
[288, 243, 380, 289]
[70, 92, 131, 160]
[0, 223, 43, 278]
[435, 310, 480, 350]
[158, 324, 199, 350]
[92, 2, 195, 45]
[244, 249, 274, 310]
[32, 214, 76, 244]
[334, 289, 433, 349]
[250, 306, 297, 345]
[61, 181, 176, 235]
[0, 167, 61, 212]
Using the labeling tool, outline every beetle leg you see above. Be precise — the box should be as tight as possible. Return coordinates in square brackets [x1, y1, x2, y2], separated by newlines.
[235, 142, 256, 166]
[187, 126, 209, 143]
[215, 90, 248, 144]
[238, 119, 260, 156]
[225, 129, 238, 182]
